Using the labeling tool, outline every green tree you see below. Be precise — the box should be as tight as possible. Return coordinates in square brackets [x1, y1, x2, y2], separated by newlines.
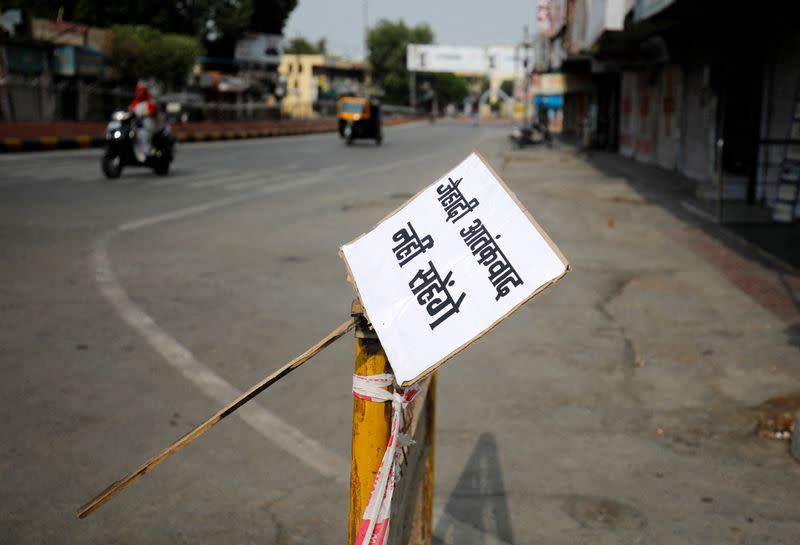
[0, 0, 78, 20]
[367, 19, 433, 104]
[203, 0, 255, 57]
[74, 0, 173, 31]
[250, 0, 297, 34]
[500, 79, 514, 98]
[426, 73, 470, 105]
[110, 25, 204, 89]
[285, 36, 325, 54]
[8, 0, 298, 58]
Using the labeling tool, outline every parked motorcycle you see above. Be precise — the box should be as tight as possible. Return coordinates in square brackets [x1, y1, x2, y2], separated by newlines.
[509, 121, 553, 149]
[101, 111, 176, 179]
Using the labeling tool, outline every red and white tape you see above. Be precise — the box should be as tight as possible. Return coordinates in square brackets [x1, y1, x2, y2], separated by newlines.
[352, 373, 420, 545]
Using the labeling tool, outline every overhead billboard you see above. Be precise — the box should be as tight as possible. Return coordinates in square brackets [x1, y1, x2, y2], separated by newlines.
[407, 44, 527, 77]
[234, 33, 283, 66]
[407, 44, 487, 74]
[486, 45, 519, 76]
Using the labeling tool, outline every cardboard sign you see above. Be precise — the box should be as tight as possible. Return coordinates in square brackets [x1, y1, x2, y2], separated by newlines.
[340, 152, 570, 386]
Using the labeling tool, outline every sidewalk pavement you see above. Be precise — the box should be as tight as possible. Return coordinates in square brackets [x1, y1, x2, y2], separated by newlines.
[460, 140, 800, 543]
[498, 140, 799, 328]
[580, 150, 800, 272]
[0, 116, 418, 153]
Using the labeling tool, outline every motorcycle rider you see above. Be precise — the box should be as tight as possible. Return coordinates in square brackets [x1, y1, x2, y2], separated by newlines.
[128, 83, 158, 162]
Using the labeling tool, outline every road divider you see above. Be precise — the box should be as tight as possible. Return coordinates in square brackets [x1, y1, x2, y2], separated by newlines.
[0, 116, 420, 153]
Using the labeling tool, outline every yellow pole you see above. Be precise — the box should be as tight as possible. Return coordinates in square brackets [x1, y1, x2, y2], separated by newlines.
[348, 299, 392, 545]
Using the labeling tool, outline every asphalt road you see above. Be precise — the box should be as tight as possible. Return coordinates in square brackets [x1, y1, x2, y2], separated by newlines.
[1, 120, 516, 544]
[3, 121, 799, 545]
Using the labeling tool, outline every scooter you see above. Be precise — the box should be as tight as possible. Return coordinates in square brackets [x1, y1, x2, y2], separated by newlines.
[101, 111, 176, 179]
[509, 121, 553, 149]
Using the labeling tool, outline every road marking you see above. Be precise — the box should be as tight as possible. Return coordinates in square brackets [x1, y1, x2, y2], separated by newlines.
[225, 172, 294, 191]
[148, 169, 238, 187]
[223, 175, 271, 191]
[119, 192, 261, 231]
[175, 163, 301, 190]
[103, 156, 438, 457]
[185, 170, 265, 189]
[681, 200, 718, 223]
[93, 231, 347, 478]
[94, 150, 500, 543]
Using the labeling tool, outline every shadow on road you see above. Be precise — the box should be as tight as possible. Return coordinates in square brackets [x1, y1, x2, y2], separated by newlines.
[434, 432, 514, 544]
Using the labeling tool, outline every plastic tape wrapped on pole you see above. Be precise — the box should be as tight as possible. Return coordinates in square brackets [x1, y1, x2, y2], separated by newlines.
[352, 374, 421, 545]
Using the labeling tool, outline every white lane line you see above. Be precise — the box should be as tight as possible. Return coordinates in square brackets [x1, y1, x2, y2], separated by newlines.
[681, 200, 719, 223]
[199, 163, 303, 191]
[95, 150, 503, 543]
[102, 156, 435, 463]
[119, 192, 259, 231]
[185, 170, 264, 189]
[148, 169, 238, 187]
[223, 175, 271, 191]
[225, 173, 288, 192]
[93, 231, 347, 478]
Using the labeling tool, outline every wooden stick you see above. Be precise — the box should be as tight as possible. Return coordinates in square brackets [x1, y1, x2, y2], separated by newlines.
[77, 317, 357, 519]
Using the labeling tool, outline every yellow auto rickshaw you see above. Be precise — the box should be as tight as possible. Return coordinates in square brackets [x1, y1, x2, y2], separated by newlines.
[337, 96, 382, 145]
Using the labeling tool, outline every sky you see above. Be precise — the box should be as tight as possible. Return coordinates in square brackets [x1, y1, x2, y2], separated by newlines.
[284, 0, 538, 60]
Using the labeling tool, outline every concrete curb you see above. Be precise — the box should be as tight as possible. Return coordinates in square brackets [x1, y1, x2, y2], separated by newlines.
[0, 135, 105, 152]
[0, 117, 419, 153]
[172, 124, 334, 144]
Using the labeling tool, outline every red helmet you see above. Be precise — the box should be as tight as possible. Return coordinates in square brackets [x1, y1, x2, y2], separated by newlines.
[135, 83, 150, 100]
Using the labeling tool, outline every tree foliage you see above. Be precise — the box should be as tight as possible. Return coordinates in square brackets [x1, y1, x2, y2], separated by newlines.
[500, 79, 514, 98]
[285, 36, 326, 55]
[251, 0, 297, 34]
[425, 73, 470, 105]
[367, 19, 433, 104]
[110, 25, 204, 89]
[5, 0, 298, 57]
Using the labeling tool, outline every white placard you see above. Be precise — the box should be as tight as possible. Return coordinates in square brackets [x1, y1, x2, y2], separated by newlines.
[340, 152, 570, 386]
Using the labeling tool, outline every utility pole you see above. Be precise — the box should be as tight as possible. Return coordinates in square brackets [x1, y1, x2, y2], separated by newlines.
[363, 0, 369, 63]
[522, 25, 531, 125]
[363, 0, 370, 98]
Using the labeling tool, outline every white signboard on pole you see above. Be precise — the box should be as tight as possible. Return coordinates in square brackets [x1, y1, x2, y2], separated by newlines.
[340, 152, 570, 386]
[485, 45, 519, 76]
[234, 33, 284, 65]
[406, 44, 488, 74]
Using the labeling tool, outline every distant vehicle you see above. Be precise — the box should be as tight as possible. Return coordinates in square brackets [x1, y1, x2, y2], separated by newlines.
[337, 96, 382, 146]
[158, 93, 205, 123]
[101, 110, 176, 179]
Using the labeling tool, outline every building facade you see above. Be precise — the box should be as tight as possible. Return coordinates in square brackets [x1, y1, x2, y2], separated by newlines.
[278, 54, 370, 118]
[0, 17, 113, 121]
[537, 0, 800, 220]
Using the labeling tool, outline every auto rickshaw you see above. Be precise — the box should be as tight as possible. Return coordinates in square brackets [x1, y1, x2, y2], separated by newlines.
[337, 96, 382, 145]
